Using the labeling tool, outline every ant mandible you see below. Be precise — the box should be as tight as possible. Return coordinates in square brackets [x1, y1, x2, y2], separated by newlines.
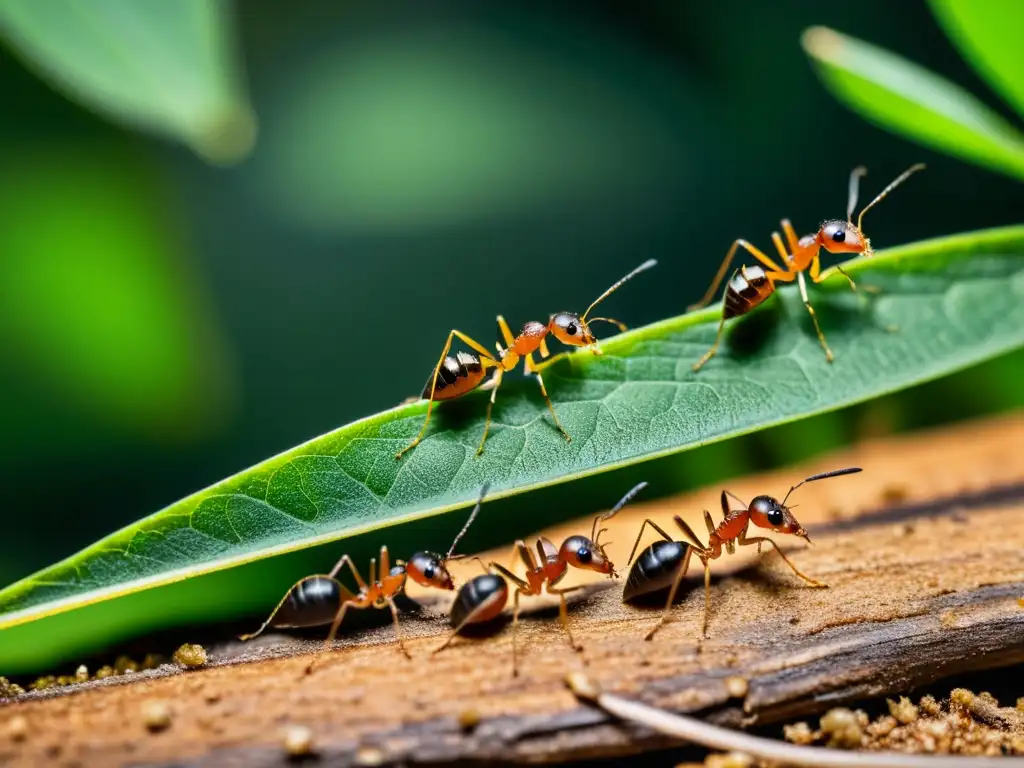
[395, 259, 657, 460]
[239, 483, 490, 672]
[690, 164, 925, 371]
[434, 482, 648, 676]
[624, 468, 861, 641]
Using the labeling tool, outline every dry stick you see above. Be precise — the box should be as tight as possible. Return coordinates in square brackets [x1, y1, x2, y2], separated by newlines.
[565, 673, 1024, 768]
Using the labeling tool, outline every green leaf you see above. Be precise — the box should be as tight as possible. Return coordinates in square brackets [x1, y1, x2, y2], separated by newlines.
[0, 0, 256, 164]
[929, 0, 1024, 123]
[0, 143, 235, 453]
[801, 26, 1024, 183]
[3, 225, 1024, 674]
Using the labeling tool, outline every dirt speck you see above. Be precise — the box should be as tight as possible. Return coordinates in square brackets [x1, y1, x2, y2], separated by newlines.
[887, 696, 919, 724]
[0, 677, 25, 698]
[354, 745, 386, 765]
[5, 715, 29, 742]
[704, 751, 754, 768]
[282, 725, 314, 757]
[457, 708, 481, 731]
[141, 701, 172, 733]
[173, 644, 208, 668]
[724, 676, 749, 699]
[819, 708, 866, 749]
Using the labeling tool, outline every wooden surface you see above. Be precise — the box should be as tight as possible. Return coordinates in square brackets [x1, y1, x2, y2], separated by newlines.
[1, 413, 1023, 768]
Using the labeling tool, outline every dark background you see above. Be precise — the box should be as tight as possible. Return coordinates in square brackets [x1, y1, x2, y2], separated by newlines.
[1, 0, 1021, 587]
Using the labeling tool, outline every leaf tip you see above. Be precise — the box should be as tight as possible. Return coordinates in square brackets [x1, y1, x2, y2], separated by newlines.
[801, 26, 846, 63]
[190, 104, 260, 166]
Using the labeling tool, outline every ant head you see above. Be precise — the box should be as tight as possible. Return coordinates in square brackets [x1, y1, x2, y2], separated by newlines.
[405, 551, 455, 590]
[819, 219, 868, 256]
[560, 534, 614, 576]
[549, 312, 595, 348]
[748, 496, 809, 541]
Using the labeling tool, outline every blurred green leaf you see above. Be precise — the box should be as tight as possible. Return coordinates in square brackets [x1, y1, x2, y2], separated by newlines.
[0, 145, 234, 447]
[2, 224, 1024, 673]
[0, 0, 256, 164]
[256, 27, 687, 232]
[802, 26, 1024, 182]
[929, 0, 1024, 122]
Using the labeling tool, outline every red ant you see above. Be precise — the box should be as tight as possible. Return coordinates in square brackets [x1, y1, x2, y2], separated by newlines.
[624, 468, 861, 640]
[434, 482, 648, 676]
[395, 259, 657, 460]
[240, 484, 490, 671]
[690, 165, 924, 371]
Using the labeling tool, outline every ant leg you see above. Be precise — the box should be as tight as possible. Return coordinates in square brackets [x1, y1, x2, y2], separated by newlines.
[476, 368, 504, 456]
[396, 329, 497, 460]
[386, 597, 412, 659]
[239, 578, 317, 641]
[771, 232, 791, 265]
[737, 533, 827, 588]
[526, 354, 570, 442]
[701, 557, 712, 638]
[692, 291, 730, 372]
[511, 588, 524, 677]
[689, 240, 786, 311]
[549, 585, 587, 652]
[672, 515, 710, 552]
[496, 315, 516, 350]
[644, 547, 696, 641]
[626, 518, 676, 564]
[797, 272, 834, 362]
[326, 554, 367, 588]
[305, 600, 355, 674]
[433, 587, 509, 654]
[781, 219, 800, 254]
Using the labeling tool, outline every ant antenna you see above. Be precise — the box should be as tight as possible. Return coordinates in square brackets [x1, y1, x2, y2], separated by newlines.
[582, 259, 658, 322]
[846, 166, 867, 223]
[446, 482, 491, 561]
[592, 481, 649, 543]
[856, 163, 925, 232]
[782, 467, 862, 506]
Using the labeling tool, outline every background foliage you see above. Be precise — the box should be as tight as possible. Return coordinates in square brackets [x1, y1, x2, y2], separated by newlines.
[1, 0, 1022, 599]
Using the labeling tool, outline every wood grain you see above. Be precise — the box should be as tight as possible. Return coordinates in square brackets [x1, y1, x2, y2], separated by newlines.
[2, 413, 1023, 768]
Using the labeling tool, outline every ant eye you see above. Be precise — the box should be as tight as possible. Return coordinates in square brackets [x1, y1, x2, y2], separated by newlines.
[566, 322, 577, 336]
[576, 547, 592, 563]
[767, 509, 784, 527]
[831, 229, 846, 243]
[423, 564, 435, 580]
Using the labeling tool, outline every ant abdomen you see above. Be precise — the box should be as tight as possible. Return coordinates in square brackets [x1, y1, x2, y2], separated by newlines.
[724, 266, 772, 319]
[451, 573, 508, 628]
[422, 352, 486, 401]
[623, 540, 692, 603]
[273, 576, 347, 629]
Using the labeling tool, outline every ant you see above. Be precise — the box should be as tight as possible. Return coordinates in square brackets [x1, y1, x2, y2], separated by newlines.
[434, 482, 649, 676]
[240, 483, 490, 671]
[690, 164, 925, 371]
[395, 259, 657, 460]
[624, 468, 861, 640]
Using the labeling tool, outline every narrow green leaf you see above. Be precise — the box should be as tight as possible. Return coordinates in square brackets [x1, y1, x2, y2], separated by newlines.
[0, 144, 234, 449]
[0, 0, 256, 164]
[802, 26, 1024, 182]
[929, 0, 1024, 123]
[2, 225, 1024, 673]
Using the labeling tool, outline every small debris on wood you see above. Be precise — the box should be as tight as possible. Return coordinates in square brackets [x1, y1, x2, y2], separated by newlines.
[173, 643, 208, 668]
[282, 724, 314, 757]
[818, 707, 867, 749]
[783, 688, 1024, 757]
[887, 695, 919, 724]
[457, 708, 481, 731]
[0, 677, 25, 698]
[703, 752, 755, 768]
[141, 700, 172, 732]
[725, 676, 749, 699]
[5, 715, 29, 742]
